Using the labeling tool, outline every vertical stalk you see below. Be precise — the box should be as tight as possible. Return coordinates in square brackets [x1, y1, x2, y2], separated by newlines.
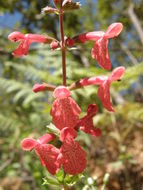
[59, 2, 66, 86]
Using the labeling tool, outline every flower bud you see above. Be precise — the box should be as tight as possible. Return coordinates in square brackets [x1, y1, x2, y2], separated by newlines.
[66, 38, 75, 47]
[33, 83, 45, 93]
[50, 41, 59, 50]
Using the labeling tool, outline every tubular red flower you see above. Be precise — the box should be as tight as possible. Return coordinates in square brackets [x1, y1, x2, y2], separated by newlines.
[50, 86, 81, 130]
[60, 138, 86, 175]
[8, 32, 49, 57]
[91, 23, 123, 70]
[66, 23, 123, 70]
[76, 104, 101, 137]
[21, 134, 60, 175]
[70, 67, 125, 111]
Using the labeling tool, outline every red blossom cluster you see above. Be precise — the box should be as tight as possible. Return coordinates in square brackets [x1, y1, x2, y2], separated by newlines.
[8, 0, 125, 177]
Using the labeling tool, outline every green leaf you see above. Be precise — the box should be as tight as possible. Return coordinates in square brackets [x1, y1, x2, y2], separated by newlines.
[56, 167, 65, 183]
[64, 174, 84, 185]
[46, 123, 60, 137]
[43, 177, 60, 186]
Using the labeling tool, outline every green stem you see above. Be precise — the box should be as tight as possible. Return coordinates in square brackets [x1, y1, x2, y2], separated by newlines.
[59, 3, 66, 86]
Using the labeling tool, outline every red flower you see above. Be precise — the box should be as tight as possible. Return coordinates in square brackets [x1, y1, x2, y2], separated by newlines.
[8, 32, 48, 57]
[75, 104, 101, 137]
[71, 67, 125, 112]
[66, 23, 123, 70]
[21, 134, 61, 175]
[50, 86, 81, 130]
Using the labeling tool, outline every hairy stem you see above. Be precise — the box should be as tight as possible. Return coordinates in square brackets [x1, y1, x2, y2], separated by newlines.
[59, 3, 66, 86]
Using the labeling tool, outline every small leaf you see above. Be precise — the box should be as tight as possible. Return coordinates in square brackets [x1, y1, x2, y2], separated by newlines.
[43, 177, 59, 186]
[64, 174, 84, 185]
[41, 6, 59, 15]
[56, 167, 65, 183]
[46, 123, 60, 137]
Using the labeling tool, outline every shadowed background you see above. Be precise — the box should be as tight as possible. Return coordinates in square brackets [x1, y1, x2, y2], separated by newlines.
[0, 0, 143, 189]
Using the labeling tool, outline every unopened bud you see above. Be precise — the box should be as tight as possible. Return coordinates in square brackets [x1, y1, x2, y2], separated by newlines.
[66, 38, 75, 47]
[33, 84, 45, 93]
[50, 41, 59, 50]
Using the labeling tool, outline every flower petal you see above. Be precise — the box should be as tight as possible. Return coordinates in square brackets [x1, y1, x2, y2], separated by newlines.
[61, 138, 86, 175]
[38, 134, 56, 144]
[85, 31, 105, 41]
[98, 80, 114, 112]
[91, 38, 111, 70]
[104, 23, 123, 39]
[77, 104, 101, 137]
[12, 40, 30, 57]
[79, 76, 106, 86]
[25, 34, 47, 43]
[50, 97, 81, 130]
[21, 138, 37, 151]
[53, 86, 71, 99]
[8, 31, 25, 42]
[35, 144, 60, 175]
[110, 66, 125, 81]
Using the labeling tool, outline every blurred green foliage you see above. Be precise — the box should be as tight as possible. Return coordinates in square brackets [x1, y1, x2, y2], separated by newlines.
[0, 0, 143, 190]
